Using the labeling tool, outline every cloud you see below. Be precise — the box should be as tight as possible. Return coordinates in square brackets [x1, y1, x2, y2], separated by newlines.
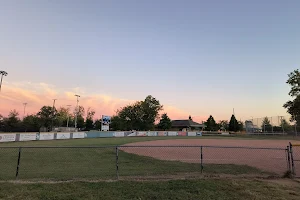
[163, 105, 206, 123]
[0, 81, 200, 122]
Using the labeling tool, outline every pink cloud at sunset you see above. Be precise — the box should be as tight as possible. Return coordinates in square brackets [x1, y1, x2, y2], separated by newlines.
[0, 82, 206, 123]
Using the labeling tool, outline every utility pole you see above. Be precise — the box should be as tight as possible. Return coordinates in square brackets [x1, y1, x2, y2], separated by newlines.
[74, 94, 80, 130]
[0, 71, 8, 92]
[66, 105, 71, 127]
[23, 103, 27, 118]
[51, 99, 57, 131]
[280, 116, 284, 133]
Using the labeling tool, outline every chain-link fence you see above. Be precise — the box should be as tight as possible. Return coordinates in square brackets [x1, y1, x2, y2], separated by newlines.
[0, 145, 290, 181]
[245, 115, 299, 135]
[289, 143, 300, 177]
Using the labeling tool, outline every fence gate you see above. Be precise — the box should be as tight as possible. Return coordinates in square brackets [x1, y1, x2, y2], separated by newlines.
[289, 142, 300, 177]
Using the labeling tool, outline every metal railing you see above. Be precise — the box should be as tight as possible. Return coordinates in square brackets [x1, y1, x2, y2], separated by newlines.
[0, 145, 290, 181]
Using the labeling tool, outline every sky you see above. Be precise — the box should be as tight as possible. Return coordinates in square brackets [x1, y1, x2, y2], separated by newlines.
[0, 0, 299, 122]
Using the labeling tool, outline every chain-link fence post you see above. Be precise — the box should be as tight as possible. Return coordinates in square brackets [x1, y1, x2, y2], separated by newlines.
[289, 142, 295, 177]
[200, 146, 203, 173]
[286, 146, 291, 172]
[116, 146, 119, 180]
[15, 147, 22, 179]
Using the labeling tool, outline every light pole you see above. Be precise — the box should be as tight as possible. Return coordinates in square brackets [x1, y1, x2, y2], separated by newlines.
[280, 116, 284, 133]
[74, 94, 80, 130]
[0, 71, 8, 92]
[66, 105, 71, 127]
[271, 117, 273, 133]
[51, 99, 57, 131]
[251, 116, 254, 133]
[23, 103, 27, 118]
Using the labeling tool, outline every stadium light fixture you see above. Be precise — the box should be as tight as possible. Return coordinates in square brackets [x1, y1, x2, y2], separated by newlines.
[0, 71, 8, 92]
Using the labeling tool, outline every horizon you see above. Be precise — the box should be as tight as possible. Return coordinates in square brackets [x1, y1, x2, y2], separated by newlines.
[1, 0, 299, 122]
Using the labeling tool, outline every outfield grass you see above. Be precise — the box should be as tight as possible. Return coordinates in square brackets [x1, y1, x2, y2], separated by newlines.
[0, 179, 299, 200]
[0, 137, 283, 181]
[0, 146, 266, 181]
[0, 134, 298, 148]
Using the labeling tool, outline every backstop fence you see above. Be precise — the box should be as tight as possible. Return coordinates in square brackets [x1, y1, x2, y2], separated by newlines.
[245, 115, 299, 135]
[0, 144, 296, 181]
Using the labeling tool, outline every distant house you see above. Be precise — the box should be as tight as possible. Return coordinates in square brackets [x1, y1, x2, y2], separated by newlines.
[171, 119, 205, 131]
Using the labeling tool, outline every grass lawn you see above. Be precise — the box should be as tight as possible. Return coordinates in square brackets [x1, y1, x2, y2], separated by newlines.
[0, 137, 283, 181]
[0, 134, 298, 148]
[0, 146, 267, 181]
[0, 179, 299, 200]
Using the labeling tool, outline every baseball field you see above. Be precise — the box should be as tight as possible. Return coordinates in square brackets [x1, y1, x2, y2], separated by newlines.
[0, 135, 300, 199]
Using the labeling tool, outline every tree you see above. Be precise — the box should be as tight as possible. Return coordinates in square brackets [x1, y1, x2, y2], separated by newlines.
[113, 95, 163, 131]
[22, 114, 41, 132]
[281, 119, 292, 132]
[0, 114, 4, 131]
[86, 108, 95, 120]
[219, 120, 229, 131]
[229, 115, 239, 132]
[140, 95, 163, 130]
[3, 110, 22, 132]
[77, 116, 85, 129]
[205, 115, 218, 131]
[37, 106, 56, 130]
[74, 105, 85, 117]
[110, 116, 125, 131]
[157, 113, 172, 130]
[74, 106, 85, 129]
[261, 117, 272, 132]
[93, 119, 102, 130]
[283, 69, 300, 123]
[56, 107, 70, 127]
[85, 107, 95, 130]
[238, 120, 244, 132]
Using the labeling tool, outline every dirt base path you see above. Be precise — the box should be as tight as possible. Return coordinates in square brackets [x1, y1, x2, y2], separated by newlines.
[121, 139, 298, 175]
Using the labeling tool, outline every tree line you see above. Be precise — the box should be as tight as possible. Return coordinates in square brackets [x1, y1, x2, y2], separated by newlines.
[0, 95, 166, 132]
[0, 94, 245, 132]
[284, 69, 300, 126]
[0, 105, 101, 132]
[3, 68, 300, 134]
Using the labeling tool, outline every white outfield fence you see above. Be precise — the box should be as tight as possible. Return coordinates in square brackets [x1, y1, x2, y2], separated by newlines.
[0, 131, 203, 143]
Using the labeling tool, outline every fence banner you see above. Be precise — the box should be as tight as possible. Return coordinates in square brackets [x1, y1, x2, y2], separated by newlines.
[0, 134, 16, 142]
[20, 133, 37, 141]
[178, 132, 187, 136]
[137, 132, 147, 136]
[39, 133, 54, 140]
[187, 132, 197, 136]
[125, 132, 136, 137]
[158, 131, 167, 136]
[147, 132, 158, 136]
[221, 132, 230, 135]
[114, 132, 125, 137]
[167, 132, 178, 136]
[196, 132, 202, 136]
[99, 132, 114, 137]
[56, 133, 71, 140]
[73, 132, 85, 139]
